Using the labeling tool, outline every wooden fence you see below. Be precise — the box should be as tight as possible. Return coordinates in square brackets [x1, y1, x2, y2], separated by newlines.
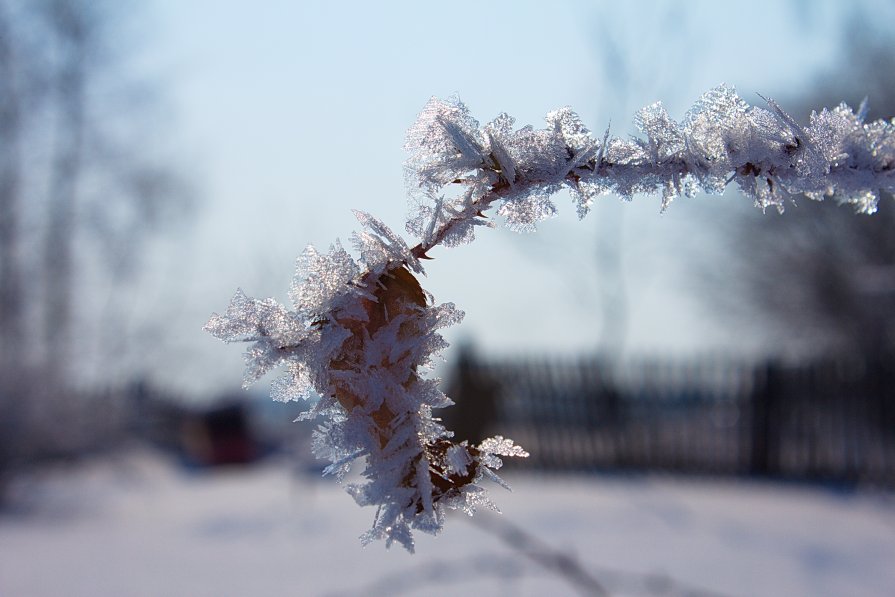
[443, 350, 895, 486]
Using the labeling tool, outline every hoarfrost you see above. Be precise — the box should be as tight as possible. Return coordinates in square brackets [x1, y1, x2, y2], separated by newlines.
[405, 84, 895, 253]
[206, 207, 526, 551]
[208, 84, 893, 550]
[497, 195, 557, 233]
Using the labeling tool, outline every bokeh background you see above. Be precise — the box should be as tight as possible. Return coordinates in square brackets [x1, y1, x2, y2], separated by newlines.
[2, 1, 895, 595]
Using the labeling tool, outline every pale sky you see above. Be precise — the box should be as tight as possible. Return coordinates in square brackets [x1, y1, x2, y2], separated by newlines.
[132, 0, 889, 398]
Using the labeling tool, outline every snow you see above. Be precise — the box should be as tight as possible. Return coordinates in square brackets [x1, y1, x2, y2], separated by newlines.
[2, 448, 893, 597]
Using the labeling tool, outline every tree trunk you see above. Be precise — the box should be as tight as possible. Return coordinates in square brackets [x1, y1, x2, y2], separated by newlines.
[43, 4, 87, 382]
[0, 5, 25, 382]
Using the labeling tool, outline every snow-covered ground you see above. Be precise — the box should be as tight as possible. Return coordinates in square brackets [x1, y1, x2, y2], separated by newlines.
[1, 447, 893, 597]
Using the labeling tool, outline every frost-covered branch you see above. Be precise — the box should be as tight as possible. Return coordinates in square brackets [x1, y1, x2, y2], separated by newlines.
[206, 85, 893, 551]
[406, 84, 894, 257]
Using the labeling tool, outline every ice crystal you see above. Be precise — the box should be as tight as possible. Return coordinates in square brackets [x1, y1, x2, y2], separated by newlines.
[208, 85, 893, 550]
[497, 195, 557, 233]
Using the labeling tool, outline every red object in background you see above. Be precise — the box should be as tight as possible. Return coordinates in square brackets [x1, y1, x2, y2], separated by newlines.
[182, 403, 258, 466]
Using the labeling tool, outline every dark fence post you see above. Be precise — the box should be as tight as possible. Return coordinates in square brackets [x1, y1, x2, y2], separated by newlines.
[750, 361, 782, 477]
[444, 345, 499, 446]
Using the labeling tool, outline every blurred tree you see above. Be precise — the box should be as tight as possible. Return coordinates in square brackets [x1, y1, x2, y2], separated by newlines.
[0, 2, 28, 390]
[42, 0, 88, 377]
[0, 0, 191, 472]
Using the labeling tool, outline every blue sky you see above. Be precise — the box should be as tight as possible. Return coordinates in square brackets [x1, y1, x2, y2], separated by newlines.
[136, 0, 890, 397]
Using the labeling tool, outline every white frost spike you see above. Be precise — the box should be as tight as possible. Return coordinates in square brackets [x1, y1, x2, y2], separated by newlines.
[547, 106, 595, 153]
[480, 436, 530, 460]
[352, 210, 422, 274]
[205, 289, 302, 345]
[446, 443, 473, 476]
[635, 102, 685, 162]
[497, 195, 557, 233]
[290, 242, 359, 317]
[405, 96, 486, 189]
